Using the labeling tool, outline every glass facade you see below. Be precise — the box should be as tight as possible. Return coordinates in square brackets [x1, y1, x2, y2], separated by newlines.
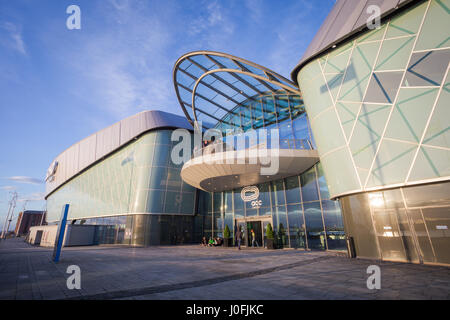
[71, 214, 204, 246]
[198, 162, 346, 251]
[46, 129, 200, 245]
[215, 92, 316, 150]
[341, 181, 450, 265]
[297, 0, 450, 198]
[194, 92, 344, 251]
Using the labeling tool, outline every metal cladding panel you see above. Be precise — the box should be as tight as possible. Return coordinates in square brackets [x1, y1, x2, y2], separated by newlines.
[78, 134, 97, 171]
[95, 122, 121, 160]
[300, 0, 347, 70]
[318, 0, 369, 51]
[54, 152, 66, 189]
[353, 0, 400, 28]
[45, 110, 192, 198]
[291, 0, 417, 82]
[119, 112, 145, 145]
[65, 144, 79, 180]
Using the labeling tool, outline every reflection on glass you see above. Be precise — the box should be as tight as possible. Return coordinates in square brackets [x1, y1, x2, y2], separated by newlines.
[197, 163, 345, 252]
[304, 202, 326, 250]
[285, 176, 301, 204]
[271, 180, 286, 206]
[301, 167, 319, 202]
[322, 200, 346, 250]
[287, 204, 306, 249]
[341, 181, 450, 265]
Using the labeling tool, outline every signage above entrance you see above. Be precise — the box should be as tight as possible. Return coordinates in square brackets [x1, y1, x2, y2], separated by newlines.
[241, 186, 262, 208]
[241, 186, 259, 202]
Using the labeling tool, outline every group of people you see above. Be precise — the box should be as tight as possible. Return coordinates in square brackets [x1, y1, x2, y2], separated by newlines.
[235, 228, 258, 250]
[200, 228, 259, 250]
[201, 236, 223, 247]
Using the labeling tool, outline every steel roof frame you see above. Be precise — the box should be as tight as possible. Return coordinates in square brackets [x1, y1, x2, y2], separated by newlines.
[173, 51, 300, 128]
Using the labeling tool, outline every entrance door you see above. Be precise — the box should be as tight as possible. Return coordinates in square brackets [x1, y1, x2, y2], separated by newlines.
[236, 220, 247, 247]
[247, 221, 262, 247]
[236, 218, 272, 248]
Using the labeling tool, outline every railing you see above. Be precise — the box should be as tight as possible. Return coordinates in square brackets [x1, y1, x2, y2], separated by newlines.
[192, 138, 313, 159]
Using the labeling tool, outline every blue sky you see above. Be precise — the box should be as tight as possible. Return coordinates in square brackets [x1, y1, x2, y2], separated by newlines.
[0, 0, 335, 230]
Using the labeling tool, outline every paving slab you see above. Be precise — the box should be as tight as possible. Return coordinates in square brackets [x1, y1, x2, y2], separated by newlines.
[0, 237, 449, 300]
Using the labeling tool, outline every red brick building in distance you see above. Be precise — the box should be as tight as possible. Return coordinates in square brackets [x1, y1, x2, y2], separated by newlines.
[14, 211, 46, 236]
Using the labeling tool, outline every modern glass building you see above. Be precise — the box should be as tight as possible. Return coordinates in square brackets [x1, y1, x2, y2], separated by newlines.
[173, 51, 345, 251]
[45, 111, 204, 245]
[291, 0, 450, 265]
[44, 0, 448, 265]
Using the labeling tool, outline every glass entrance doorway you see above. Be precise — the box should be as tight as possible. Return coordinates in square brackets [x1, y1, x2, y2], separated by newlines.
[236, 217, 271, 248]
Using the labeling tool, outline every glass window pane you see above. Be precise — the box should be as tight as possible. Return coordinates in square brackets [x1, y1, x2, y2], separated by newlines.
[213, 192, 222, 213]
[322, 200, 346, 250]
[271, 180, 285, 206]
[274, 206, 288, 247]
[285, 176, 301, 204]
[422, 207, 450, 265]
[304, 202, 326, 250]
[287, 204, 306, 249]
[149, 167, 167, 190]
[259, 183, 271, 208]
[301, 167, 319, 202]
[146, 190, 165, 213]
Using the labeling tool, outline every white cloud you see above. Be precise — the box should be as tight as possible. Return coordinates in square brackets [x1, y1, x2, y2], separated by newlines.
[0, 22, 26, 55]
[188, 0, 234, 37]
[4, 176, 43, 185]
[18, 192, 45, 202]
[62, 1, 177, 119]
[0, 186, 16, 191]
[244, 0, 264, 23]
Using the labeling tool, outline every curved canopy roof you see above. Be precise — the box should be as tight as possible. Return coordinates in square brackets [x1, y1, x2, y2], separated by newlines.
[173, 51, 300, 129]
[290, 0, 415, 83]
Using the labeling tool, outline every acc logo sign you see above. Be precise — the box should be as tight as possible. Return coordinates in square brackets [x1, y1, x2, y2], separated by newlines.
[241, 186, 262, 208]
[241, 186, 259, 202]
[45, 161, 59, 182]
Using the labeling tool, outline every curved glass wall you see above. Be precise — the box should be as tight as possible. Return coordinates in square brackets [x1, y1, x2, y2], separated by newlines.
[297, 0, 450, 198]
[47, 130, 197, 222]
[70, 214, 204, 246]
[199, 162, 346, 251]
[341, 180, 450, 265]
[173, 51, 299, 128]
[214, 92, 316, 150]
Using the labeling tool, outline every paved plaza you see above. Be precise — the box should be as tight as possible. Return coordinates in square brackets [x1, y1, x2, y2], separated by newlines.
[0, 237, 449, 300]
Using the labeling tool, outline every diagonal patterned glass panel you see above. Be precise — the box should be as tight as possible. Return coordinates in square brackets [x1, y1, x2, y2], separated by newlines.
[415, 0, 450, 50]
[408, 146, 450, 181]
[325, 73, 344, 102]
[324, 42, 353, 74]
[310, 108, 346, 154]
[349, 104, 391, 184]
[375, 36, 415, 71]
[301, 61, 333, 119]
[364, 71, 403, 103]
[422, 75, 450, 148]
[366, 139, 418, 187]
[339, 41, 381, 102]
[385, 88, 439, 143]
[335, 101, 361, 140]
[357, 25, 386, 43]
[403, 49, 450, 87]
[385, 1, 428, 39]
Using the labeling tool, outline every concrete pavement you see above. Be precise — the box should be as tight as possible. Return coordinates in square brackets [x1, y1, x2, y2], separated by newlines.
[0, 237, 449, 300]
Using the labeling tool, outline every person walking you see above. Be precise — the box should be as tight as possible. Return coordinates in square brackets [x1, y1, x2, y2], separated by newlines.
[251, 229, 259, 247]
[236, 227, 242, 250]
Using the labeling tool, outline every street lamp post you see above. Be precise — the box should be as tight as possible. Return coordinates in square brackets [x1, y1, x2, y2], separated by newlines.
[1, 192, 18, 239]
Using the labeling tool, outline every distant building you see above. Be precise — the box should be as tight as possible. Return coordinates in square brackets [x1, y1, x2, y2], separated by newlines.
[15, 211, 45, 236]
